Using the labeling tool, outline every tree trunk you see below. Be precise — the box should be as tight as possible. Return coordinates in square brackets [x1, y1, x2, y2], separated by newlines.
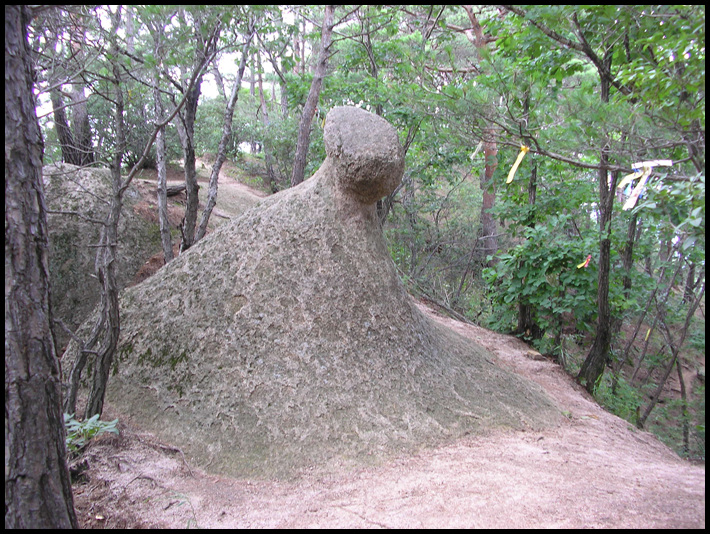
[638, 280, 704, 429]
[578, 153, 618, 393]
[65, 8, 126, 419]
[152, 26, 174, 263]
[290, 5, 335, 188]
[196, 27, 254, 242]
[50, 88, 81, 165]
[463, 6, 499, 265]
[256, 47, 278, 193]
[5, 5, 78, 528]
[177, 80, 201, 252]
[478, 130, 499, 262]
[578, 51, 618, 394]
[516, 155, 541, 339]
[67, 19, 94, 166]
[70, 83, 94, 165]
[82, 42, 127, 419]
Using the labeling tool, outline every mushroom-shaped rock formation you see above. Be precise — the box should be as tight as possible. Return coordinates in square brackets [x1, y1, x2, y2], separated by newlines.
[67, 106, 559, 478]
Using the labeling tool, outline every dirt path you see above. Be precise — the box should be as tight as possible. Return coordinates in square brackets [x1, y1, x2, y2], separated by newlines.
[72, 302, 705, 529]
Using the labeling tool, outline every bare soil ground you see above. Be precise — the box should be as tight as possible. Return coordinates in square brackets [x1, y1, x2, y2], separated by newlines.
[70, 162, 703, 528]
[71, 302, 705, 529]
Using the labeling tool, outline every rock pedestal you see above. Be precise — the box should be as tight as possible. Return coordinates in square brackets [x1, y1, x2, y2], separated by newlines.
[66, 106, 559, 478]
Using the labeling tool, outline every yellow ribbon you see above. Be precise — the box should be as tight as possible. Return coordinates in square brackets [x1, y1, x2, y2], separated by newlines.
[506, 145, 530, 184]
[576, 254, 592, 269]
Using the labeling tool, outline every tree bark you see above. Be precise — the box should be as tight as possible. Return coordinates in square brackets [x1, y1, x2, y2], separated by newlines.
[63, 6, 212, 419]
[463, 6, 499, 265]
[5, 5, 78, 528]
[638, 279, 704, 429]
[290, 5, 335, 187]
[177, 80, 202, 252]
[255, 46, 279, 193]
[578, 50, 618, 394]
[67, 17, 94, 165]
[82, 32, 126, 419]
[517, 158, 542, 339]
[176, 11, 218, 252]
[50, 88, 82, 165]
[578, 150, 618, 392]
[195, 26, 254, 242]
[151, 23, 174, 263]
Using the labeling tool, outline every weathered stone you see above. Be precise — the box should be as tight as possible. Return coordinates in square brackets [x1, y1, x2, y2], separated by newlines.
[324, 106, 405, 205]
[44, 163, 160, 350]
[63, 106, 560, 479]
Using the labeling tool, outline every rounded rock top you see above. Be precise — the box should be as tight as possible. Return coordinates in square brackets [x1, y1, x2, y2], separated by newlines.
[324, 106, 405, 205]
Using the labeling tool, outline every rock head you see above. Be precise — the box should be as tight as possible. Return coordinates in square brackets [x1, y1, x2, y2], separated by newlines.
[65, 106, 559, 478]
[325, 106, 404, 205]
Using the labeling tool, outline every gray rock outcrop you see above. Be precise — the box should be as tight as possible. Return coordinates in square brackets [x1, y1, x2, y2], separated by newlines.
[44, 164, 160, 349]
[65, 106, 559, 478]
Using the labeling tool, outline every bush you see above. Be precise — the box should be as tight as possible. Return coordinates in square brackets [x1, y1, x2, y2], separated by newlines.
[64, 413, 119, 454]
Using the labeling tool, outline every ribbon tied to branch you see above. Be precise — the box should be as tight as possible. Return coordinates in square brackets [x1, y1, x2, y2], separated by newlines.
[506, 145, 530, 184]
[617, 159, 673, 210]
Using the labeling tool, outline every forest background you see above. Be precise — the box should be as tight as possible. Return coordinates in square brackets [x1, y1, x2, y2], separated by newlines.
[30, 5, 705, 461]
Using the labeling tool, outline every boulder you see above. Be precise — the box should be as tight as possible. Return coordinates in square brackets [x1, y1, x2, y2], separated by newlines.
[65, 106, 559, 478]
[44, 163, 161, 350]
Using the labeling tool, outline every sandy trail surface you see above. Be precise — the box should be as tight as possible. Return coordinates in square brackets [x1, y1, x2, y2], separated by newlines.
[72, 302, 705, 529]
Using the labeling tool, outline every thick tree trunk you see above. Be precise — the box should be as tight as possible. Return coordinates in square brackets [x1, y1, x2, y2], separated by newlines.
[70, 83, 94, 165]
[50, 88, 81, 165]
[290, 5, 335, 187]
[4, 5, 78, 528]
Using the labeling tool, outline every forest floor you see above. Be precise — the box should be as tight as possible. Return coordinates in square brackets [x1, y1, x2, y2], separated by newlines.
[69, 160, 705, 528]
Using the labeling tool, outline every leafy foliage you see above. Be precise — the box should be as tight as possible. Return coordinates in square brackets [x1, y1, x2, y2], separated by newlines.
[64, 413, 119, 454]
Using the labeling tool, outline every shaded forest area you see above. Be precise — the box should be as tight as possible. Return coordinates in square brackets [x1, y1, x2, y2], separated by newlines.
[6, 6, 704, 526]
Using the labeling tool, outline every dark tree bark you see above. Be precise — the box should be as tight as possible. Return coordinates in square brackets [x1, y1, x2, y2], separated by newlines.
[290, 5, 335, 188]
[50, 88, 82, 165]
[176, 14, 219, 252]
[4, 5, 78, 528]
[578, 50, 619, 394]
[70, 81, 94, 165]
[177, 80, 202, 252]
[65, 12, 95, 165]
[516, 158, 542, 339]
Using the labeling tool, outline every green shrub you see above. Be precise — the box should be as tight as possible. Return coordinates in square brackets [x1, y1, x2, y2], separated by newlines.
[64, 413, 119, 454]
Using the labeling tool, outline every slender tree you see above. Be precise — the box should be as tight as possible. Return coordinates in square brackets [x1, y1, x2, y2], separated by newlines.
[5, 5, 78, 528]
[196, 21, 255, 241]
[290, 5, 335, 187]
[63, 6, 212, 418]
